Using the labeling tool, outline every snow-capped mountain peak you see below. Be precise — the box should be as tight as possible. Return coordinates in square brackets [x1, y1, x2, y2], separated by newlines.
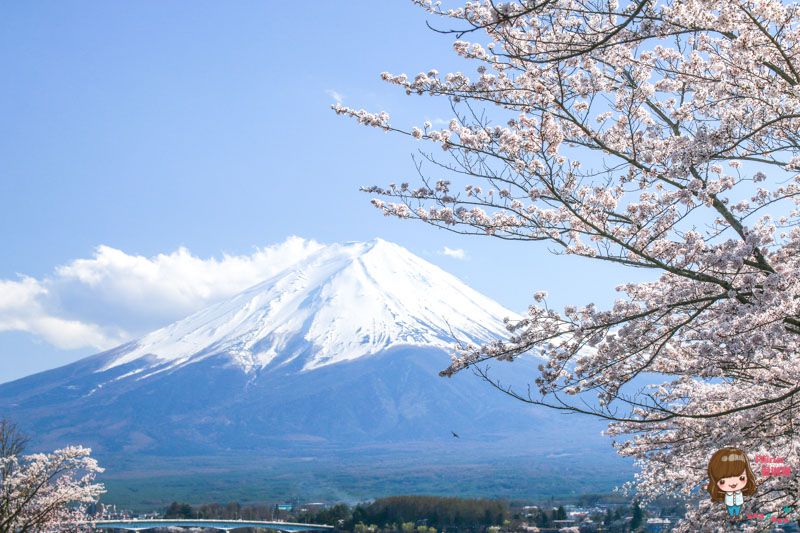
[100, 238, 519, 374]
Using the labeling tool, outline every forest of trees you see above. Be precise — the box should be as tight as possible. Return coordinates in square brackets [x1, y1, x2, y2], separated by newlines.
[164, 500, 277, 520]
[164, 496, 509, 531]
[162, 496, 672, 532]
[352, 496, 509, 529]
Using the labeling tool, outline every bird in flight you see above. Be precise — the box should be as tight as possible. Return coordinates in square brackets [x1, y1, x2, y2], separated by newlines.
[451, 431, 460, 438]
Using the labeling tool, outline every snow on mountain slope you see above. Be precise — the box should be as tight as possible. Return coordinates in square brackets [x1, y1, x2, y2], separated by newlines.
[100, 238, 520, 375]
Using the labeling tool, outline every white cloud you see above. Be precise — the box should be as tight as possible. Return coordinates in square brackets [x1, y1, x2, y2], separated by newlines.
[325, 89, 344, 104]
[0, 277, 125, 350]
[439, 246, 467, 260]
[0, 236, 325, 352]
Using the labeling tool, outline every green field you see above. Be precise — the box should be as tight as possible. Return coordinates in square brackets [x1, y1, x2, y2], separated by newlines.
[98, 451, 633, 511]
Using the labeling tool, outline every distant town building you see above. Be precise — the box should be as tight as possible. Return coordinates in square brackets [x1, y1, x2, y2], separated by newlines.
[300, 502, 326, 513]
[646, 517, 671, 532]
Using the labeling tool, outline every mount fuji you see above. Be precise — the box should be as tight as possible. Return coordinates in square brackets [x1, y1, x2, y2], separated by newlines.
[0, 239, 627, 505]
[97, 238, 517, 376]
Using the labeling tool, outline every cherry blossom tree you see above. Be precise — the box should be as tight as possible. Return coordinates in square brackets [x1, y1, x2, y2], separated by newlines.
[0, 419, 105, 532]
[334, 0, 800, 529]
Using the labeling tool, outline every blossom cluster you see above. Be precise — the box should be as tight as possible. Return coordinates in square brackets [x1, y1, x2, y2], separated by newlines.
[0, 445, 105, 532]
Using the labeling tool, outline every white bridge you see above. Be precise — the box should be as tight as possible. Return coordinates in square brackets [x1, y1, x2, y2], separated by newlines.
[87, 519, 336, 531]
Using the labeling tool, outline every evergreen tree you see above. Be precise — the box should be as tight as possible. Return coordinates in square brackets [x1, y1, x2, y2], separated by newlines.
[556, 506, 567, 520]
[164, 501, 195, 519]
[630, 501, 643, 531]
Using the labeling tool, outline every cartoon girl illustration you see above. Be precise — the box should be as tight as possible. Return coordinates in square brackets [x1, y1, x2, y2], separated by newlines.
[707, 447, 758, 518]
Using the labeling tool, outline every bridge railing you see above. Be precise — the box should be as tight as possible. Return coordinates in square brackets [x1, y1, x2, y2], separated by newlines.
[78, 518, 335, 531]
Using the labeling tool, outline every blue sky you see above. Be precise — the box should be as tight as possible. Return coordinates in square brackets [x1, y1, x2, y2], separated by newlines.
[0, 1, 652, 383]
